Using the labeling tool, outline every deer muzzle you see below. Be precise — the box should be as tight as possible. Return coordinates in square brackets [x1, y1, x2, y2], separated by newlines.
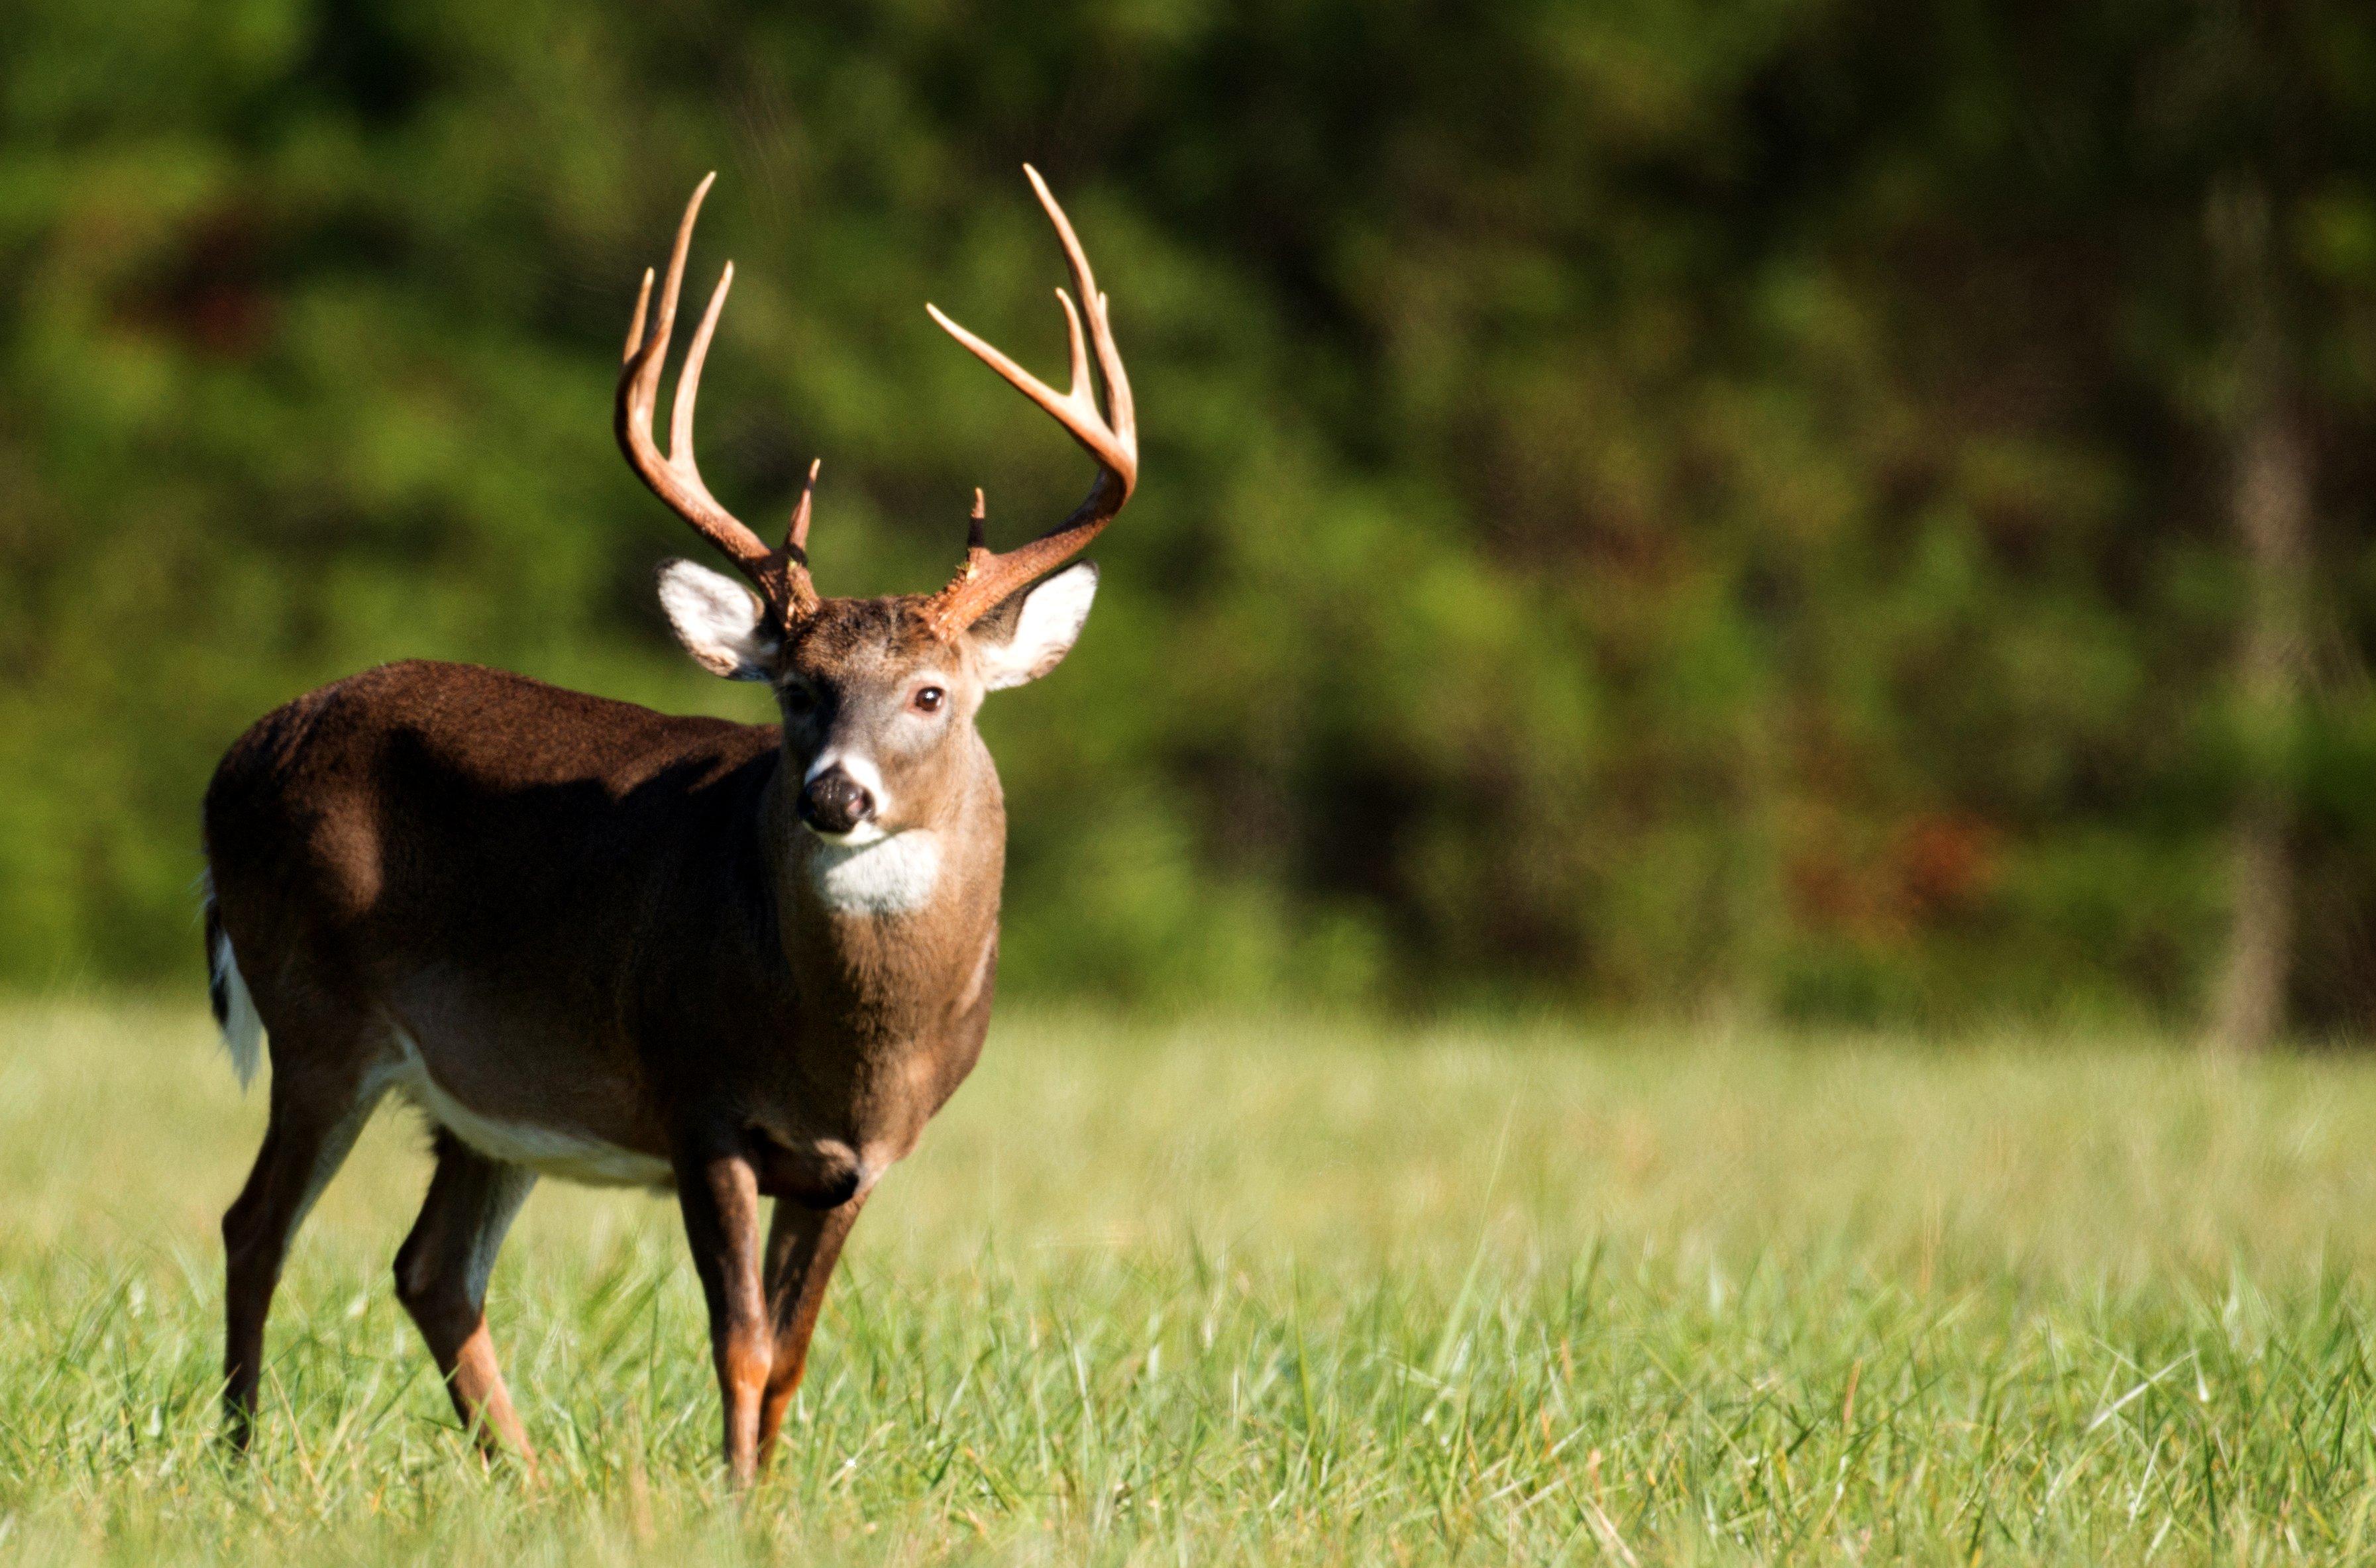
[797, 764, 876, 837]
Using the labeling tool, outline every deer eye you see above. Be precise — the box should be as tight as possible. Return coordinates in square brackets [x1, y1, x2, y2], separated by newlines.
[781, 682, 818, 716]
[912, 686, 945, 713]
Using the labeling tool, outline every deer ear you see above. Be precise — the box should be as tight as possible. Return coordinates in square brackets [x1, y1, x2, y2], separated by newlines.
[657, 560, 778, 680]
[969, 562, 1099, 690]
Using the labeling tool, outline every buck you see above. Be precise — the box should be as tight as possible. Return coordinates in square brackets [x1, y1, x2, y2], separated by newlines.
[199, 168, 1134, 1482]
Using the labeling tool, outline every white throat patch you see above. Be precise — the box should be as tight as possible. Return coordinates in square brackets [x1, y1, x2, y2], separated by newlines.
[808, 829, 942, 915]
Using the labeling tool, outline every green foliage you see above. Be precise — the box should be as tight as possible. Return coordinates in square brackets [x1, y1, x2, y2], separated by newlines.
[5, 1, 2376, 1018]
[15, 1002, 2376, 1559]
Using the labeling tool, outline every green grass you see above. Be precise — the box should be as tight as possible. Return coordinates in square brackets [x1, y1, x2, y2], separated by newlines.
[6, 1004, 2376, 1563]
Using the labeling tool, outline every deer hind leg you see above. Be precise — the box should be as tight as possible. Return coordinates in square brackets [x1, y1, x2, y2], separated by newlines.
[221, 1048, 388, 1449]
[392, 1131, 539, 1471]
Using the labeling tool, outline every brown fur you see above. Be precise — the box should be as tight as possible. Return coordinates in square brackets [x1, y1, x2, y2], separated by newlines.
[204, 585, 1067, 1480]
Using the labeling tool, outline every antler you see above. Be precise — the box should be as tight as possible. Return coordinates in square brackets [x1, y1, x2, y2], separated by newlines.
[618, 174, 822, 624]
[919, 166, 1138, 638]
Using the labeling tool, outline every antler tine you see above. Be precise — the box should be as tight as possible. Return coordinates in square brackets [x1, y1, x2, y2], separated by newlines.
[920, 166, 1140, 637]
[623, 268, 654, 362]
[788, 458, 822, 556]
[670, 258, 731, 474]
[616, 174, 821, 619]
[1027, 164, 1135, 453]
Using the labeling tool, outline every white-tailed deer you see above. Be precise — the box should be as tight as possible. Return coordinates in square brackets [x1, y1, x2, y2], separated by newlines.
[200, 168, 1134, 1482]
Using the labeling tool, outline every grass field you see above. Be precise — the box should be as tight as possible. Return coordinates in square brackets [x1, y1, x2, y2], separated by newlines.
[6, 1005, 2376, 1563]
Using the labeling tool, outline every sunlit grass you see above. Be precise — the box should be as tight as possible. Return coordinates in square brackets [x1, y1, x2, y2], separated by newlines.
[5, 1001, 2376, 1562]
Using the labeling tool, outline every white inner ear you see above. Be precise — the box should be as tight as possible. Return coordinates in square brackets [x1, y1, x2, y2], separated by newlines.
[657, 560, 777, 680]
[978, 563, 1099, 690]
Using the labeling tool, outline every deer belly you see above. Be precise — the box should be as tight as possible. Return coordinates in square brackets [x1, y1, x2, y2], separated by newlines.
[382, 1025, 673, 1189]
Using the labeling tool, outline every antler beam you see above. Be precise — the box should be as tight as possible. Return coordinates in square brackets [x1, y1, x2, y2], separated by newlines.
[617, 174, 821, 623]
[920, 166, 1138, 638]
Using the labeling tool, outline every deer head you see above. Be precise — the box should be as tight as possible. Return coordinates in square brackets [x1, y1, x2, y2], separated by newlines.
[616, 170, 1135, 846]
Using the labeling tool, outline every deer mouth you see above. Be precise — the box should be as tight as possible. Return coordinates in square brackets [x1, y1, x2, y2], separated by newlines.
[802, 817, 889, 846]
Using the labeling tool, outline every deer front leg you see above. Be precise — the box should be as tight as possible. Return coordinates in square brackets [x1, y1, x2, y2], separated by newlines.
[675, 1146, 771, 1485]
[756, 1192, 867, 1468]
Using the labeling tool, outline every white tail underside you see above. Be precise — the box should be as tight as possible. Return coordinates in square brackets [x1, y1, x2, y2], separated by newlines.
[212, 927, 264, 1090]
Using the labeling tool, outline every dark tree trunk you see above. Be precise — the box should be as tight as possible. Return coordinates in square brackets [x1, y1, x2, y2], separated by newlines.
[2207, 183, 2312, 1055]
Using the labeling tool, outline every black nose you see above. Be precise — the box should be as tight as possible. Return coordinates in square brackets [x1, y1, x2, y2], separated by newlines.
[798, 766, 875, 835]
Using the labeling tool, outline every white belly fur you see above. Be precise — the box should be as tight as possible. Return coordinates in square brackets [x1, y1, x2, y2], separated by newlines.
[382, 1027, 673, 1188]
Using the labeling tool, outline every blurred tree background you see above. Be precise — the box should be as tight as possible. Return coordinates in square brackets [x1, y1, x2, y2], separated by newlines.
[6, 0, 2376, 1036]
